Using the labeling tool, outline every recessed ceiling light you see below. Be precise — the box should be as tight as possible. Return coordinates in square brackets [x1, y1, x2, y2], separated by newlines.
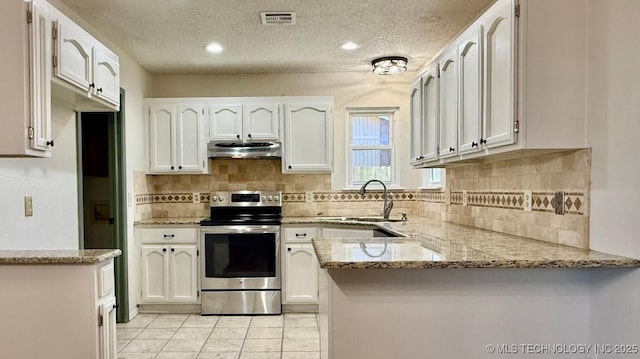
[205, 43, 223, 53]
[340, 42, 360, 50]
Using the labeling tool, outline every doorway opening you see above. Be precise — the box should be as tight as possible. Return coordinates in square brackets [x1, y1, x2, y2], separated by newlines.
[77, 89, 129, 323]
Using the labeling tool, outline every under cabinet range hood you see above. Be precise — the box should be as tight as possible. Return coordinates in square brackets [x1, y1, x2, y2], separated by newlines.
[207, 141, 282, 159]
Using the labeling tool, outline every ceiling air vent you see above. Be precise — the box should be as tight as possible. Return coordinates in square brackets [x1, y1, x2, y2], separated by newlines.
[260, 12, 296, 25]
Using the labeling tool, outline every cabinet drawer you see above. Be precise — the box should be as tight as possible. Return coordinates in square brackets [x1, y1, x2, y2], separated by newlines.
[283, 227, 318, 243]
[97, 262, 115, 298]
[140, 228, 198, 244]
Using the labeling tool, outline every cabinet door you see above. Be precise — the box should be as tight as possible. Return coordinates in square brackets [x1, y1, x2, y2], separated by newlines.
[169, 245, 198, 303]
[243, 103, 280, 142]
[54, 14, 93, 92]
[481, 0, 516, 148]
[141, 245, 170, 302]
[409, 78, 423, 166]
[149, 105, 175, 173]
[92, 46, 120, 106]
[283, 103, 333, 173]
[284, 243, 318, 304]
[209, 105, 243, 142]
[98, 296, 117, 359]
[438, 47, 458, 159]
[175, 105, 205, 172]
[29, 0, 52, 152]
[458, 25, 483, 155]
[422, 64, 439, 162]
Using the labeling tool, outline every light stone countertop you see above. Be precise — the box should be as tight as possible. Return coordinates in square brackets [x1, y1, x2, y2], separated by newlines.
[135, 217, 205, 225]
[283, 217, 640, 269]
[0, 249, 122, 264]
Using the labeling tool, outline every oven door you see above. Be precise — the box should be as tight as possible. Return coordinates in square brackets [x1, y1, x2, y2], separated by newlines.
[200, 225, 280, 290]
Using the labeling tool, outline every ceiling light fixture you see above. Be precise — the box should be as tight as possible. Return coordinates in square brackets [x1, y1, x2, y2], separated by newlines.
[371, 56, 408, 75]
[340, 42, 360, 50]
[205, 43, 223, 53]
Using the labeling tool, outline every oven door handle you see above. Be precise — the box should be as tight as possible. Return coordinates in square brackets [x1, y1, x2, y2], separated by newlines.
[200, 225, 281, 234]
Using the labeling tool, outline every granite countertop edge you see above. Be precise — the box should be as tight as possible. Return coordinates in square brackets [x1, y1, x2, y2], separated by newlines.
[0, 249, 122, 265]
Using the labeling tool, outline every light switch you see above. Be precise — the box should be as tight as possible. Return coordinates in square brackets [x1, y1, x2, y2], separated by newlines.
[24, 196, 33, 217]
[305, 191, 314, 203]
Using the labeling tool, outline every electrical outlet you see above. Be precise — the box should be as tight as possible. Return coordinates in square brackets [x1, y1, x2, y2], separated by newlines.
[523, 190, 532, 212]
[127, 192, 133, 207]
[305, 191, 314, 203]
[445, 188, 451, 205]
[462, 190, 468, 206]
[554, 191, 565, 215]
[24, 196, 33, 217]
[193, 192, 200, 204]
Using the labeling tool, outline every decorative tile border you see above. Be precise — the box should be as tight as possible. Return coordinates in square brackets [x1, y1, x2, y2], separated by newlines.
[443, 191, 586, 215]
[136, 190, 586, 215]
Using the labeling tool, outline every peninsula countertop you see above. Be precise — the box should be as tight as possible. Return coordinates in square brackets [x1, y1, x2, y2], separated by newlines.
[283, 217, 640, 269]
[0, 249, 122, 264]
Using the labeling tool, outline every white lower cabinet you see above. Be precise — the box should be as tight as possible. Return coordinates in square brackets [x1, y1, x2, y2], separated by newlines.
[99, 296, 117, 359]
[139, 227, 199, 304]
[285, 243, 318, 303]
[282, 226, 319, 305]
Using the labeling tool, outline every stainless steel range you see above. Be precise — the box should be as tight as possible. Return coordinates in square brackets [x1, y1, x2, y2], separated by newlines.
[200, 191, 282, 315]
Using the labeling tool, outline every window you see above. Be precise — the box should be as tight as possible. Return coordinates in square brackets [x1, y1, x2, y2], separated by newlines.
[421, 168, 445, 190]
[346, 107, 398, 188]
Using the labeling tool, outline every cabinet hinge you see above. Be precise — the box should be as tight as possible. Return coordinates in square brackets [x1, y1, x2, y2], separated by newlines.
[515, 4, 520, 17]
[436, 66, 441, 78]
[98, 314, 104, 327]
[27, 127, 34, 139]
[52, 25, 58, 40]
[52, 55, 58, 68]
[197, 249, 200, 256]
[26, 10, 32, 24]
[514, 120, 520, 133]
[197, 291, 200, 298]
[202, 108, 204, 115]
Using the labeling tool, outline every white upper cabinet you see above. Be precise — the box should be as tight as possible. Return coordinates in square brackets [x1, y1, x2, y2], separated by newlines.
[0, 0, 52, 157]
[51, 8, 120, 111]
[209, 104, 243, 142]
[411, 0, 589, 167]
[480, 0, 516, 149]
[421, 64, 440, 163]
[243, 103, 280, 141]
[458, 24, 483, 155]
[208, 100, 280, 142]
[147, 101, 207, 174]
[282, 98, 334, 173]
[409, 78, 423, 166]
[438, 46, 458, 159]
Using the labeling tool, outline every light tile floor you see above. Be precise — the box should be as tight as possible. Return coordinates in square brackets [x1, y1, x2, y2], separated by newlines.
[117, 313, 320, 359]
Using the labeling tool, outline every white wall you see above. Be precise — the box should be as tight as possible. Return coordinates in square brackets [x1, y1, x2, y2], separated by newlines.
[586, 0, 640, 346]
[152, 72, 420, 190]
[0, 106, 78, 249]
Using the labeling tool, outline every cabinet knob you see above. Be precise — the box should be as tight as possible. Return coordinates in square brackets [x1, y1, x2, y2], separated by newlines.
[288, 165, 292, 169]
[46, 140, 54, 147]
[472, 141, 478, 147]
[171, 248, 175, 252]
[247, 133, 252, 138]
[171, 166, 175, 170]
[236, 134, 240, 139]
[480, 138, 487, 144]
[89, 83, 95, 89]
[97, 87, 103, 93]
[162, 248, 167, 252]
[178, 166, 182, 170]
[449, 147, 455, 152]
[287, 247, 291, 252]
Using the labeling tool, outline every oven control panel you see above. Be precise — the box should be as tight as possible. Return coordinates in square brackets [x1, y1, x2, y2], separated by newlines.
[210, 191, 282, 207]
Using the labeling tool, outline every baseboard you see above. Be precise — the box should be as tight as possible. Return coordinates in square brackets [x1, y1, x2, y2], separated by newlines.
[138, 303, 202, 314]
[283, 303, 319, 313]
[128, 307, 140, 321]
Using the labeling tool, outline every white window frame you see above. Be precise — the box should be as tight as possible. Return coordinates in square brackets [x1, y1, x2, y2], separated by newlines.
[420, 168, 446, 190]
[344, 107, 400, 190]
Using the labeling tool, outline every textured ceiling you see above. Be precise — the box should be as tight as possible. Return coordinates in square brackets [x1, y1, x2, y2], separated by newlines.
[56, 0, 494, 75]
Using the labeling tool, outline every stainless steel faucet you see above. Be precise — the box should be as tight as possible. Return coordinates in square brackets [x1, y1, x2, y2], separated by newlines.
[359, 179, 394, 219]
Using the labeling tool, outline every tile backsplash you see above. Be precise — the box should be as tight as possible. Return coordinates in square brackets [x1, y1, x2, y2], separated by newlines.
[135, 149, 591, 249]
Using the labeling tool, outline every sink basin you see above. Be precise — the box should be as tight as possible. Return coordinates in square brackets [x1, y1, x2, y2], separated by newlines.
[323, 217, 405, 223]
